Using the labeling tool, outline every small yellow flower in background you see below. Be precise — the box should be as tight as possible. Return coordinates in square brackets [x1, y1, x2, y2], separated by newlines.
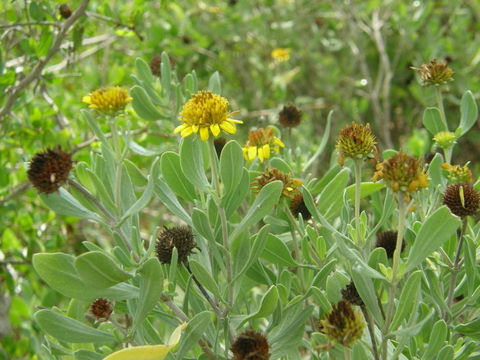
[441, 163, 473, 183]
[373, 152, 429, 193]
[271, 48, 291, 62]
[411, 59, 454, 86]
[433, 131, 457, 149]
[174, 90, 242, 142]
[251, 167, 303, 198]
[243, 127, 285, 162]
[82, 87, 132, 115]
[336, 122, 377, 166]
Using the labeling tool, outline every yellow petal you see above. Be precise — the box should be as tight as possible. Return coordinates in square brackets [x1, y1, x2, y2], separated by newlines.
[210, 124, 221, 137]
[174, 124, 188, 134]
[258, 147, 264, 162]
[262, 144, 271, 159]
[82, 95, 92, 104]
[191, 124, 199, 133]
[199, 127, 210, 141]
[248, 146, 257, 161]
[274, 137, 285, 148]
[227, 118, 243, 124]
[220, 121, 236, 134]
[181, 126, 194, 137]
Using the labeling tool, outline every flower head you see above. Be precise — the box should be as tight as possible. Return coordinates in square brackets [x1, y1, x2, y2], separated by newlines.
[59, 4, 72, 19]
[27, 147, 73, 194]
[90, 298, 113, 321]
[243, 127, 285, 162]
[82, 87, 132, 115]
[376, 230, 404, 259]
[441, 163, 473, 183]
[156, 226, 196, 265]
[271, 48, 291, 62]
[336, 123, 376, 165]
[411, 59, 454, 86]
[290, 193, 311, 220]
[443, 183, 480, 217]
[150, 54, 162, 76]
[231, 330, 270, 360]
[278, 104, 302, 128]
[373, 152, 429, 193]
[319, 300, 365, 348]
[251, 168, 303, 199]
[433, 131, 457, 149]
[341, 282, 363, 306]
[174, 90, 242, 141]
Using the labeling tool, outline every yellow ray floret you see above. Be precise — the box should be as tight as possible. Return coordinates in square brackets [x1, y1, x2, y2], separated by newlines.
[242, 127, 285, 162]
[174, 90, 242, 141]
[82, 86, 132, 114]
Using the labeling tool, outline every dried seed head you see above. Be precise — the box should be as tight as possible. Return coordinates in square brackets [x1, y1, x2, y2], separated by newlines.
[27, 147, 73, 194]
[372, 152, 429, 193]
[319, 300, 365, 348]
[150, 54, 162, 76]
[90, 298, 113, 321]
[231, 330, 270, 360]
[278, 104, 302, 128]
[411, 59, 454, 86]
[251, 168, 303, 199]
[376, 230, 404, 258]
[156, 226, 196, 265]
[59, 4, 72, 19]
[443, 183, 480, 217]
[336, 123, 376, 165]
[214, 138, 227, 157]
[433, 131, 457, 149]
[341, 282, 363, 306]
[441, 163, 473, 183]
[289, 193, 311, 220]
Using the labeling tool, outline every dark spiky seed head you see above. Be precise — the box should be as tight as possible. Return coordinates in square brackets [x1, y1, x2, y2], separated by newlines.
[342, 282, 363, 306]
[319, 300, 365, 348]
[27, 147, 73, 194]
[150, 54, 161, 76]
[156, 226, 196, 265]
[59, 4, 72, 19]
[231, 330, 270, 360]
[289, 193, 311, 220]
[278, 104, 302, 128]
[443, 183, 480, 217]
[376, 230, 404, 258]
[90, 298, 113, 321]
[214, 138, 227, 157]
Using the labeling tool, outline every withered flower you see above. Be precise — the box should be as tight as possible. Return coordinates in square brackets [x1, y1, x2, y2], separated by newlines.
[90, 298, 113, 321]
[441, 163, 473, 184]
[278, 104, 302, 128]
[411, 59, 454, 86]
[231, 330, 270, 360]
[156, 226, 196, 265]
[376, 230, 404, 259]
[59, 4, 72, 19]
[150, 54, 162, 76]
[289, 193, 311, 220]
[341, 282, 363, 307]
[251, 168, 303, 199]
[443, 183, 480, 217]
[336, 123, 376, 166]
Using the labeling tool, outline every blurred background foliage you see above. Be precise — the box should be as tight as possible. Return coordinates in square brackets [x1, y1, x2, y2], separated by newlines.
[1, 0, 480, 358]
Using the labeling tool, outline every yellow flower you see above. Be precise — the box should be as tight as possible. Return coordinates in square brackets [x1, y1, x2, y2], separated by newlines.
[174, 90, 242, 142]
[336, 122, 377, 165]
[433, 131, 457, 149]
[271, 48, 291, 62]
[441, 163, 473, 183]
[411, 59, 454, 87]
[243, 127, 285, 162]
[82, 87, 132, 114]
[251, 168, 303, 199]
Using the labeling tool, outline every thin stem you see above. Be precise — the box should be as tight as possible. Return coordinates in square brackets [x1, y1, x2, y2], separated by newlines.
[186, 265, 224, 318]
[353, 160, 363, 245]
[446, 218, 467, 310]
[344, 347, 352, 360]
[362, 306, 380, 360]
[110, 118, 123, 214]
[68, 179, 116, 223]
[444, 146, 453, 164]
[284, 202, 306, 291]
[435, 86, 448, 131]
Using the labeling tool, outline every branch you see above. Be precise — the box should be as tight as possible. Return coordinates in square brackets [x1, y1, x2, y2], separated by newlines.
[0, 21, 61, 29]
[0, 0, 90, 123]
[0, 182, 30, 206]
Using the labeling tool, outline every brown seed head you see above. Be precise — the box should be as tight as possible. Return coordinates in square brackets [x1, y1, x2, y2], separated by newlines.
[319, 300, 365, 348]
[372, 152, 429, 193]
[150, 54, 162, 76]
[341, 282, 363, 306]
[231, 330, 270, 360]
[251, 168, 303, 199]
[90, 298, 113, 321]
[278, 104, 302, 128]
[411, 59, 454, 86]
[376, 230, 404, 258]
[289, 193, 311, 220]
[443, 183, 480, 217]
[156, 226, 196, 265]
[336, 123, 376, 165]
[59, 4, 72, 19]
[27, 147, 73, 194]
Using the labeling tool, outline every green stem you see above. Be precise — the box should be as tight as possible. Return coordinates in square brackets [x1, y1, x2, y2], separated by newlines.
[344, 347, 352, 360]
[110, 118, 123, 214]
[354, 160, 363, 245]
[284, 202, 306, 291]
[361, 306, 380, 360]
[444, 146, 453, 164]
[435, 86, 448, 131]
[446, 218, 467, 310]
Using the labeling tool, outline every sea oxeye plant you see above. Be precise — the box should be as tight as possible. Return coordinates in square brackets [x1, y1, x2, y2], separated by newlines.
[22, 52, 480, 360]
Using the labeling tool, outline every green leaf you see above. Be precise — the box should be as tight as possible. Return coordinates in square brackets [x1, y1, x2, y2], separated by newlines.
[390, 270, 422, 331]
[37, 31, 53, 57]
[427, 153, 445, 188]
[40, 189, 103, 222]
[192, 208, 214, 242]
[458, 90, 478, 136]
[222, 168, 250, 217]
[74, 350, 105, 360]
[75, 251, 131, 289]
[220, 140, 244, 197]
[422, 320, 447, 360]
[176, 312, 212, 358]
[131, 85, 164, 121]
[261, 234, 297, 267]
[124, 159, 148, 187]
[161, 152, 196, 202]
[133, 258, 163, 330]
[436, 345, 454, 360]
[135, 57, 155, 85]
[208, 71, 222, 94]
[180, 137, 210, 192]
[154, 179, 192, 225]
[423, 107, 447, 135]
[230, 181, 282, 240]
[238, 286, 278, 327]
[317, 168, 350, 219]
[34, 309, 115, 343]
[188, 260, 221, 299]
[406, 206, 461, 271]
[233, 225, 270, 282]
[325, 272, 350, 303]
[345, 182, 385, 202]
[456, 318, 480, 340]
[303, 110, 333, 172]
[160, 52, 172, 97]
[351, 266, 384, 326]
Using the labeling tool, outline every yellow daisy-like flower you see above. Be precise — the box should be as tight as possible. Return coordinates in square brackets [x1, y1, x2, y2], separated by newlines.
[174, 90, 242, 142]
[271, 48, 291, 62]
[251, 167, 303, 199]
[243, 127, 285, 162]
[441, 163, 473, 184]
[82, 87, 132, 115]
